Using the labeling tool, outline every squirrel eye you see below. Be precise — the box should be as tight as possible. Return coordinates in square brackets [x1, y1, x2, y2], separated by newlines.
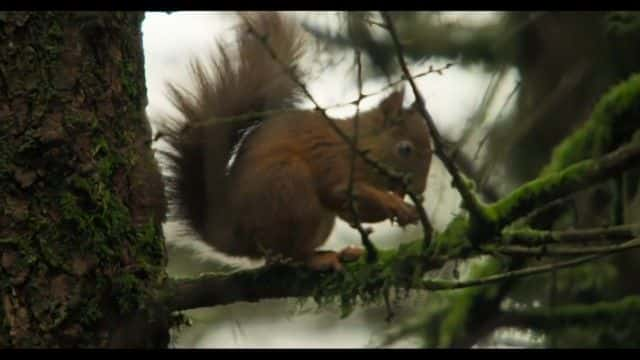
[395, 140, 414, 158]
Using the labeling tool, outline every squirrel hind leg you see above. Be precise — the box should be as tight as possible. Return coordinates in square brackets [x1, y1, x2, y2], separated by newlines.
[338, 246, 365, 262]
[304, 251, 344, 272]
[303, 246, 365, 272]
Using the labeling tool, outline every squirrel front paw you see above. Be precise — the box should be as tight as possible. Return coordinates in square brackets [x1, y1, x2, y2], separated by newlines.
[384, 193, 419, 226]
[305, 247, 365, 272]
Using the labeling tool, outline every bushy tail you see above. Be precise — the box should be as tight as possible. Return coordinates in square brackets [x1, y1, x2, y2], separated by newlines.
[157, 12, 306, 240]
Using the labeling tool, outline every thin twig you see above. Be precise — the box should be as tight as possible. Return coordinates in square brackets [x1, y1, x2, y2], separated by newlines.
[422, 253, 608, 291]
[474, 79, 521, 162]
[348, 49, 377, 262]
[363, 63, 453, 99]
[381, 12, 491, 228]
[454, 65, 508, 158]
[241, 15, 406, 186]
[242, 14, 437, 255]
[516, 197, 570, 226]
[407, 192, 434, 252]
[153, 64, 454, 142]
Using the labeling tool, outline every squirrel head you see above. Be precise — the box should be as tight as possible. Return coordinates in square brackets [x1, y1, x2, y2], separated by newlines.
[357, 89, 433, 196]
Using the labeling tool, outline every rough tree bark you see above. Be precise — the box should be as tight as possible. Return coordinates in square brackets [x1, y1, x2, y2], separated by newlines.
[0, 12, 169, 347]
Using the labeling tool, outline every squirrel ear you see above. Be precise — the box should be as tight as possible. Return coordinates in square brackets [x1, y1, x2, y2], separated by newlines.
[380, 89, 405, 119]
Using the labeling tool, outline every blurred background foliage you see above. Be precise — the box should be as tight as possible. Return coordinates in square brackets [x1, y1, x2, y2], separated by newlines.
[156, 11, 640, 348]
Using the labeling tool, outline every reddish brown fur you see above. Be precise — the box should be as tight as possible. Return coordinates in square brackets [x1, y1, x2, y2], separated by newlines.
[157, 12, 432, 270]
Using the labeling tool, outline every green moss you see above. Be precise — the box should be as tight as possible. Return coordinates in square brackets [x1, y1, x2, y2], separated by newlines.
[487, 74, 640, 228]
[606, 12, 640, 36]
[510, 260, 618, 307]
[427, 215, 473, 257]
[120, 61, 139, 100]
[500, 226, 546, 244]
[491, 156, 600, 227]
[297, 214, 481, 318]
[544, 73, 640, 175]
[416, 257, 504, 347]
[302, 215, 489, 319]
[514, 296, 640, 335]
[0, 12, 166, 347]
[3, 99, 162, 343]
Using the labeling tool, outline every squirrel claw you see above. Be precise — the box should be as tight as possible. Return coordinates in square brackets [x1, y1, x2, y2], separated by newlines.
[338, 246, 365, 262]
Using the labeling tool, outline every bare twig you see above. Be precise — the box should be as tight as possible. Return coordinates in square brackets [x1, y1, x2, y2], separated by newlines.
[362, 63, 453, 100]
[407, 191, 434, 252]
[381, 12, 491, 228]
[154, 64, 454, 141]
[241, 15, 407, 187]
[422, 253, 608, 291]
[455, 65, 508, 157]
[515, 196, 570, 227]
[474, 79, 521, 162]
[348, 50, 378, 262]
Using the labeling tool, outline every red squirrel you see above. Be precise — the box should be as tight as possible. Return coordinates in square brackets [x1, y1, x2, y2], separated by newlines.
[157, 12, 432, 271]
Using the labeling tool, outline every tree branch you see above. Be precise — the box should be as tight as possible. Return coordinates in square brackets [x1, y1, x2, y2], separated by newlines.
[240, 15, 406, 186]
[163, 250, 450, 312]
[163, 266, 317, 312]
[486, 237, 640, 257]
[422, 254, 606, 291]
[498, 295, 640, 330]
[381, 12, 493, 230]
[348, 49, 377, 262]
[163, 237, 640, 312]
[490, 140, 640, 228]
[501, 224, 640, 246]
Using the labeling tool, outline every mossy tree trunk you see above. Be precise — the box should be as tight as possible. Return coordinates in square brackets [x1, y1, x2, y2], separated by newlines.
[0, 12, 169, 347]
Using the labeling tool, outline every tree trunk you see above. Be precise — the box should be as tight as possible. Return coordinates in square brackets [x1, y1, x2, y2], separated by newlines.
[0, 12, 169, 348]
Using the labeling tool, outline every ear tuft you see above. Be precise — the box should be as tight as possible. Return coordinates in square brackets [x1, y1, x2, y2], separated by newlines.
[380, 89, 405, 118]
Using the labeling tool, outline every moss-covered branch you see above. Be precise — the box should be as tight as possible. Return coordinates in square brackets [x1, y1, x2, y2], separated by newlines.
[490, 140, 640, 228]
[499, 296, 640, 331]
[164, 234, 640, 313]
[543, 73, 640, 175]
[163, 245, 449, 313]
[164, 267, 317, 312]
[486, 237, 640, 257]
[501, 224, 640, 245]
[422, 254, 604, 291]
